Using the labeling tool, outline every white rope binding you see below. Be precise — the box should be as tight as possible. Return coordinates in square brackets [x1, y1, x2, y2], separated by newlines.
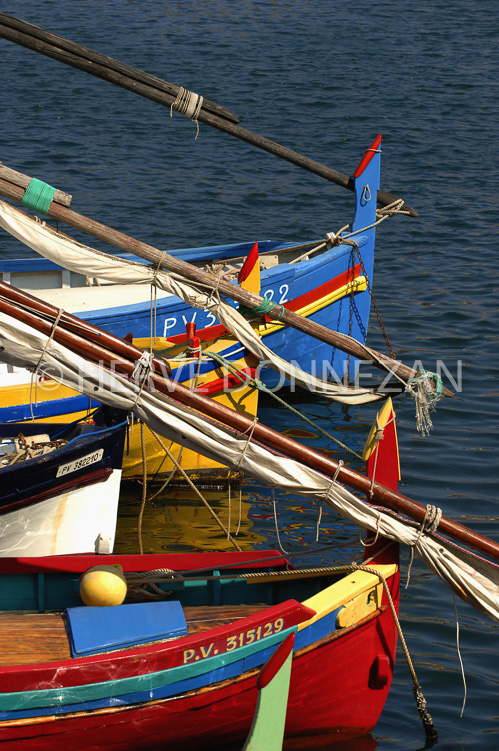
[170, 87, 204, 138]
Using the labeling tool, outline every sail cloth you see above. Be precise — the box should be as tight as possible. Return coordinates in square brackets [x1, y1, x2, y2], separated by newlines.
[0, 200, 383, 405]
[0, 310, 498, 623]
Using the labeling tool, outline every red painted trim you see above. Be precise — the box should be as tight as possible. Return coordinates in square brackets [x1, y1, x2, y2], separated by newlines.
[352, 134, 382, 178]
[0, 550, 289, 574]
[0, 468, 113, 515]
[167, 264, 363, 344]
[238, 241, 259, 284]
[264, 262, 361, 320]
[257, 631, 295, 689]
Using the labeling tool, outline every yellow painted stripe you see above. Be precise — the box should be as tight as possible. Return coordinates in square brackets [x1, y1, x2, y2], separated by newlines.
[297, 563, 398, 630]
[259, 276, 367, 336]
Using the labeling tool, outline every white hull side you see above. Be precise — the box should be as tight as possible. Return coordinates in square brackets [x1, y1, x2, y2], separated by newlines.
[0, 469, 122, 556]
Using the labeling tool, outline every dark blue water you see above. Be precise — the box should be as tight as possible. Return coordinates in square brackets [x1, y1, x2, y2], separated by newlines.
[1, 2, 498, 749]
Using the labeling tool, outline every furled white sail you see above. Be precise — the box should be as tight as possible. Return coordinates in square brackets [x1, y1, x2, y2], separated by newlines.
[0, 200, 383, 405]
[0, 309, 498, 623]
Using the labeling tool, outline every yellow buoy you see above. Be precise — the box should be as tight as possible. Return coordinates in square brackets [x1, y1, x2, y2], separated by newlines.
[79, 564, 127, 607]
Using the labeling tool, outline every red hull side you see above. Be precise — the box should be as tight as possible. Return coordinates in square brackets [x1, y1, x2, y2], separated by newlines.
[0, 580, 399, 751]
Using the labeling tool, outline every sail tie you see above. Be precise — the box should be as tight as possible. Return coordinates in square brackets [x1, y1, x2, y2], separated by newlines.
[406, 504, 443, 588]
[234, 417, 259, 471]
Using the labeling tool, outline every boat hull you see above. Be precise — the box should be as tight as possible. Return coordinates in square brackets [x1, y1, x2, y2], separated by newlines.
[0, 550, 399, 749]
[0, 410, 126, 556]
[0, 609, 396, 749]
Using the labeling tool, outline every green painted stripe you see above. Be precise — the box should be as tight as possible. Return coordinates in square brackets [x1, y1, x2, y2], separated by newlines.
[0, 627, 296, 712]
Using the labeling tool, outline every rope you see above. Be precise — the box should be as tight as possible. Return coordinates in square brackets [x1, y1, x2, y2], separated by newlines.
[21, 177, 56, 215]
[407, 370, 444, 437]
[150, 252, 166, 342]
[170, 86, 204, 138]
[137, 421, 147, 554]
[204, 350, 363, 460]
[234, 417, 259, 471]
[359, 511, 383, 549]
[317, 460, 344, 541]
[406, 504, 442, 588]
[236, 486, 243, 535]
[272, 488, 289, 554]
[29, 308, 63, 419]
[354, 340, 443, 437]
[125, 567, 177, 600]
[453, 594, 467, 717]
[288, 240, 327, 266]
[238, 297, 286, 319]
[131, 351, 155, 410]
[353, 564, 438, 745]
[368, 415, 396, 497]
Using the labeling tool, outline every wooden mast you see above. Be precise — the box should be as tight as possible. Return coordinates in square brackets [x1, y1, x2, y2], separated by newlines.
[0, 12, 418, 217]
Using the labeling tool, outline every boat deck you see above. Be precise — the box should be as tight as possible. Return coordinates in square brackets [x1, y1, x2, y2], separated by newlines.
[0, 604, 267, 666]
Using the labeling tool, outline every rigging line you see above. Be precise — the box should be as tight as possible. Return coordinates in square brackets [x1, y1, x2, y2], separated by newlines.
[137, 421, 147, 555]
[354, 563, 438, 745]
[236, 485, 243, 536]
[204, 350, 363, 459]
[453, 593, 468, 718]
[29, 307, 63, 419]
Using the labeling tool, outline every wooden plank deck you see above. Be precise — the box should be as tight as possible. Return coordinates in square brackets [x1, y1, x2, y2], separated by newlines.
[0, 604, 267, 666]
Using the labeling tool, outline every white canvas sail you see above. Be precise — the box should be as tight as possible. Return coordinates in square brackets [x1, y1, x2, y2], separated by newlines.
[0, 308, 498, 623]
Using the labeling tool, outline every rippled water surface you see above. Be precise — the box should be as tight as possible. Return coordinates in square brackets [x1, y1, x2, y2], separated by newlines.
[1, 1, 498, 749]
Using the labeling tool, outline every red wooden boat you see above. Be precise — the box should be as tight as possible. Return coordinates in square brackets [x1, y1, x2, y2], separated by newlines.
[0, 402, 400, 750]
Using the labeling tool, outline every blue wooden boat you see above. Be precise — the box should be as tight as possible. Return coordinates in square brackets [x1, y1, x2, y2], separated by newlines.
[0, 136, 382, 388]
[0, 406, 127, 557]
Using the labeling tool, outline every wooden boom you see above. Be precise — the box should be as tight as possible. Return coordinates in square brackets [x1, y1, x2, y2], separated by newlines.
[0, 12, 418, 217]
[0, 283, 493, 561]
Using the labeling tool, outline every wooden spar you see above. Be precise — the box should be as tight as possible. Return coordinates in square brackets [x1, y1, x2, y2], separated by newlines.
[0, 291, 495, 560]
[0, 180, 451, 396]
[0, 163, 72, 208]
[0, 13, 238, 126]
[0, 12, 418, 217]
